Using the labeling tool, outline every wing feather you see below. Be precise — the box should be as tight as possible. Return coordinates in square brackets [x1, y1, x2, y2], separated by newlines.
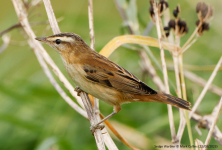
[82, 51, 157, 95]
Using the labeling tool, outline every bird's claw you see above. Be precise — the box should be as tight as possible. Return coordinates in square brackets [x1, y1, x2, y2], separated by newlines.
[90, 124, 105, 135]
[74, 86, 83, 96]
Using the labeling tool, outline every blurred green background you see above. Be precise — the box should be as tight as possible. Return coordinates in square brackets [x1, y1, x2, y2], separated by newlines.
[0, 0, 222, 150]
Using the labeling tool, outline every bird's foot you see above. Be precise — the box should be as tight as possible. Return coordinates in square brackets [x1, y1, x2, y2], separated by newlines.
[90, 123, 105, 135]
[74, 86, 84, 96]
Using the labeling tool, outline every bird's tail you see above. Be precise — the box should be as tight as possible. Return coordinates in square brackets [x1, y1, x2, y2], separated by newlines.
[135, 92, 191, 110]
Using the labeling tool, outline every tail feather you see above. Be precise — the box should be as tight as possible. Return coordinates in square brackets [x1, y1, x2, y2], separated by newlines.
[136, 92, 191, 110]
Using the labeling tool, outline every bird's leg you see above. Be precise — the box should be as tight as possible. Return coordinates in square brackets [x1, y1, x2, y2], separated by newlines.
[90, 105, 121, 134]
[74, 86, 84, 96]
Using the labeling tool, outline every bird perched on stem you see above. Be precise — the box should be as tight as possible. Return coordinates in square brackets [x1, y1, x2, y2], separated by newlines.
[35, 32, 191, 133]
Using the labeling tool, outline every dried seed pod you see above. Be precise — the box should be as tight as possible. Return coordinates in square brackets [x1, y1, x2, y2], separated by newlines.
[173, 5, 180, 18]
[168, 19, 176, 30]
[159, 0, 169, 8]
[197, 22, 210, 35]
[176, 5, 180, 13]
[149, 6, 156, 23]
[177, 19, 188, 36]
[149, 0, 156, 23]
[179, 20, 186, 28]
[158, 0, 169, 14]
[149, 6, 154, 16]
[183, 26, 188, 34]
[196, 20, 200, 26]
[164, 26, 170, 31]
[173, 10, 178, 18]
[203, 22, 209, 31]
[196, 2, 213, 21]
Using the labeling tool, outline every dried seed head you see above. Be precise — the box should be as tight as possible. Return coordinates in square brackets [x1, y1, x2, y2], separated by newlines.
[203, 23, 209, 31]
[164, 26, 170, 31]
[149, 0, 156, 23]
[173, 5, 180, 18]
[197, 22, 210, 36]
[196, 2, 213, 21]
[176, 5, 180, 13]
[149, 6, 156, 23]
[173, 10, 178, 18]
[196, 20, 200, 26]
[168, 19, 176, 30]
[177, 19, 188, 36]
[149, 6, 154, 16]
[149, 0, 168, 23]
[158, 0, 169, 14]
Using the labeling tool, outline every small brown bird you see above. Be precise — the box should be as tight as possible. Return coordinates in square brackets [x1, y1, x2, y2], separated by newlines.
[35, 33, 191, 132]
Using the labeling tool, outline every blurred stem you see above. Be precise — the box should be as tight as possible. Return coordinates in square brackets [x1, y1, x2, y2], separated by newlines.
[179, 54, 194, 149]
[153, 2, 177, 144]
[182, 36, 198, 53]
[173, 36, 182, 98]
[173, 36, 184, 147]
[181, 23, 202, 52]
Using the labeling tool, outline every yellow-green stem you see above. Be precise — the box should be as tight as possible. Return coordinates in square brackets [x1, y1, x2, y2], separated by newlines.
[179, 54, 194, 149]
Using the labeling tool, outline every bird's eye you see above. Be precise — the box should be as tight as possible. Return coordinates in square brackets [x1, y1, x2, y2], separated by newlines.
[55, 39, 61, 44]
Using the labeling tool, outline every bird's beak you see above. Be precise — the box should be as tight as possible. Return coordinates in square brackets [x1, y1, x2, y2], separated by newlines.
[35, 37, 48, 43]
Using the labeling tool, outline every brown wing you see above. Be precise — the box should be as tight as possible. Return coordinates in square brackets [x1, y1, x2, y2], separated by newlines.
[82, 52, 157, 95]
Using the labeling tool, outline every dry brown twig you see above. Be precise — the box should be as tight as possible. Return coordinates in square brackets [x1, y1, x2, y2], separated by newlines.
[152, 1, 178, 144]
[87, 0, 100, 129]
[79, 92, 105, 149]
[163, 6, 188, 146]
[87, 1, 119, 149]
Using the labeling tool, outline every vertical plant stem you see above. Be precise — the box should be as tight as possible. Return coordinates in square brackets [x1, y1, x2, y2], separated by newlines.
[88, 0, 99, 115]
[80, 92, 105, 150]
[87, 0, 118, 149]
[172, 36, 184, 146]
[87, 1, 118, 149]
[174, 36, 182, 98]
[88, 0, 95, 50]
[179, 54, 194, 149]
[153, 2, 177, 144]
[42, 0, 60, 34]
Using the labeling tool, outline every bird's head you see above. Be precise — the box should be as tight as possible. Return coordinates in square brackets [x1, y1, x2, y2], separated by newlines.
[35, 32, 90, 54]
